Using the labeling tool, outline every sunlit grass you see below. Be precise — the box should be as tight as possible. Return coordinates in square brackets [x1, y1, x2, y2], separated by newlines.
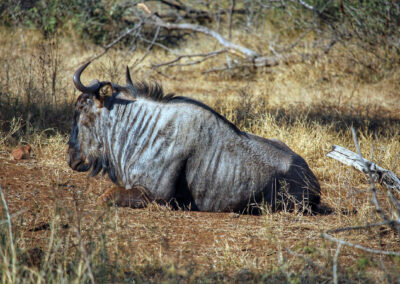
[0, 25, 399, 282]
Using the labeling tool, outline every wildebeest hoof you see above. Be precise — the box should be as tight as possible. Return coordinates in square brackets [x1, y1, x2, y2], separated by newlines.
[97, 186, 151, 208]
[97, 187, 120, 206]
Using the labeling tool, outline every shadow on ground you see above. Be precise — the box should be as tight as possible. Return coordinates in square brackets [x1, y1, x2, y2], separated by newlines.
[0, 96, 74, 138]
[268, 102, 400, 137]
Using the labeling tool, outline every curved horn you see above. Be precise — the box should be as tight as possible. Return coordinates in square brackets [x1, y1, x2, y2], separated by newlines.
[73, 61, 100, 93]
[126, 66, 134, 86]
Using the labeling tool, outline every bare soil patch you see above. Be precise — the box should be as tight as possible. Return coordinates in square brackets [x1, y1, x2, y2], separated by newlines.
[1, 150, 399, 282]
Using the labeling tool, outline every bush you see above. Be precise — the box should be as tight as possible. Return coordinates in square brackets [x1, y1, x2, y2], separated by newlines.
[0, 0, 130, 44]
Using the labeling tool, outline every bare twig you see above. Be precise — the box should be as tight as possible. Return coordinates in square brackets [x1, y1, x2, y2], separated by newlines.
[151, 49, 227, 68]
[297, 0, 315, 11]
[324, 39, 337, 54]
[138, 35, 180, 55]
[135, 25, 161, 66]
[323, 232, 400, 256]
[333, 242, 342, 284]
[90, 20, 144, 62]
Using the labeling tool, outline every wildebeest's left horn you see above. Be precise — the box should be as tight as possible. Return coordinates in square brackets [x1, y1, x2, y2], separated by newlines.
[126, 66, 134, 86]
[73, 61, 100, 93]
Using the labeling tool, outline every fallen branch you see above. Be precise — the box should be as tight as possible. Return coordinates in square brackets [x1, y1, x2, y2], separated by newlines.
[326, 144, 400, 193]
[323, 128, 400, 269]
[138, 3, 258, 58]
[349, 128, 400, 231]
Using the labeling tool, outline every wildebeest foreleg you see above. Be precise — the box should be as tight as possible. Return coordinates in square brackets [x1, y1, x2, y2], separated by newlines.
[97, 186, 152, 208]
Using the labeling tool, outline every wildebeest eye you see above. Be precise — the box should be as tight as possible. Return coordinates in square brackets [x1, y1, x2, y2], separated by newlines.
[76, 97, 93, 112]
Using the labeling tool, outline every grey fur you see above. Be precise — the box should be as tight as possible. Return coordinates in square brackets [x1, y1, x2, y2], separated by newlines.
[68, 64, 320, 213]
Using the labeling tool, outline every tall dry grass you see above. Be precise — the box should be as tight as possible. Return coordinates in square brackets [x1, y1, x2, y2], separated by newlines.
[0, 23, 400, 282]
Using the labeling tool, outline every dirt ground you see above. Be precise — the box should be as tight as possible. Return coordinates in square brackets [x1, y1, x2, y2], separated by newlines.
[1, 148, 399, 281]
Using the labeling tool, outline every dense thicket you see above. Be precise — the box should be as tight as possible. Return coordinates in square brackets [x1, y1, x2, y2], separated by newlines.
[1, 0, 399, 50]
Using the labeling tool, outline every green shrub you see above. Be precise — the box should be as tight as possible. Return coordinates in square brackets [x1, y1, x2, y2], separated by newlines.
[0, 0, 130, 44]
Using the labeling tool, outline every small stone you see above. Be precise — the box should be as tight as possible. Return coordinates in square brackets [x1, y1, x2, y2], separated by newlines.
[12, 145, 32, 160]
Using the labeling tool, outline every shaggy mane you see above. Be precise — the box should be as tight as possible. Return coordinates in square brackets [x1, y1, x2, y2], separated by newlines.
[121, 81, 244, 136]
[124, 81, 175, 102]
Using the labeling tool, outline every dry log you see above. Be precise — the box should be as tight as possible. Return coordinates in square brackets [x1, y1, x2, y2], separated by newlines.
[326, 145, 400, 193]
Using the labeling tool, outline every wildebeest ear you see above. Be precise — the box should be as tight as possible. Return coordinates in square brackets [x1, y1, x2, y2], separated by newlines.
[95, 83, 113, 108]
[99, 83, 113, 98]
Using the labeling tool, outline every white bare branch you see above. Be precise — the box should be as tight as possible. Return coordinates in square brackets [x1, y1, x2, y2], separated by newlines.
[326, 145, 400, 193]
[297, 0, 315, 11]
[138, 3, 259, 59]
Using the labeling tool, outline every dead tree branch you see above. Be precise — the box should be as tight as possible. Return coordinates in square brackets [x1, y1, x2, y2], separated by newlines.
[138, 3, 259, 59]
[327, 145, 400, 193]
[349, 128, 400, 232]
[135, 25, 161, 66]
[327, 130, 400, 232]
[323, 127, 400, 269]
[97, 3, 331, 72]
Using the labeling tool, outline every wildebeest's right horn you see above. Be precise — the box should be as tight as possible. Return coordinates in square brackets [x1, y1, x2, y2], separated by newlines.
[73, 61, 100, 93]
[126, 66, 134, 86]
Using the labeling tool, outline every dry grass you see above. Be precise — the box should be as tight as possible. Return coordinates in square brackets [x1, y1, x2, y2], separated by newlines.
[0, 25, 400, 283]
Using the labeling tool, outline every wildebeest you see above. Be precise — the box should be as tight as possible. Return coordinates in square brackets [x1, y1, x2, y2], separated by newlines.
[68, 62, 321, 213]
